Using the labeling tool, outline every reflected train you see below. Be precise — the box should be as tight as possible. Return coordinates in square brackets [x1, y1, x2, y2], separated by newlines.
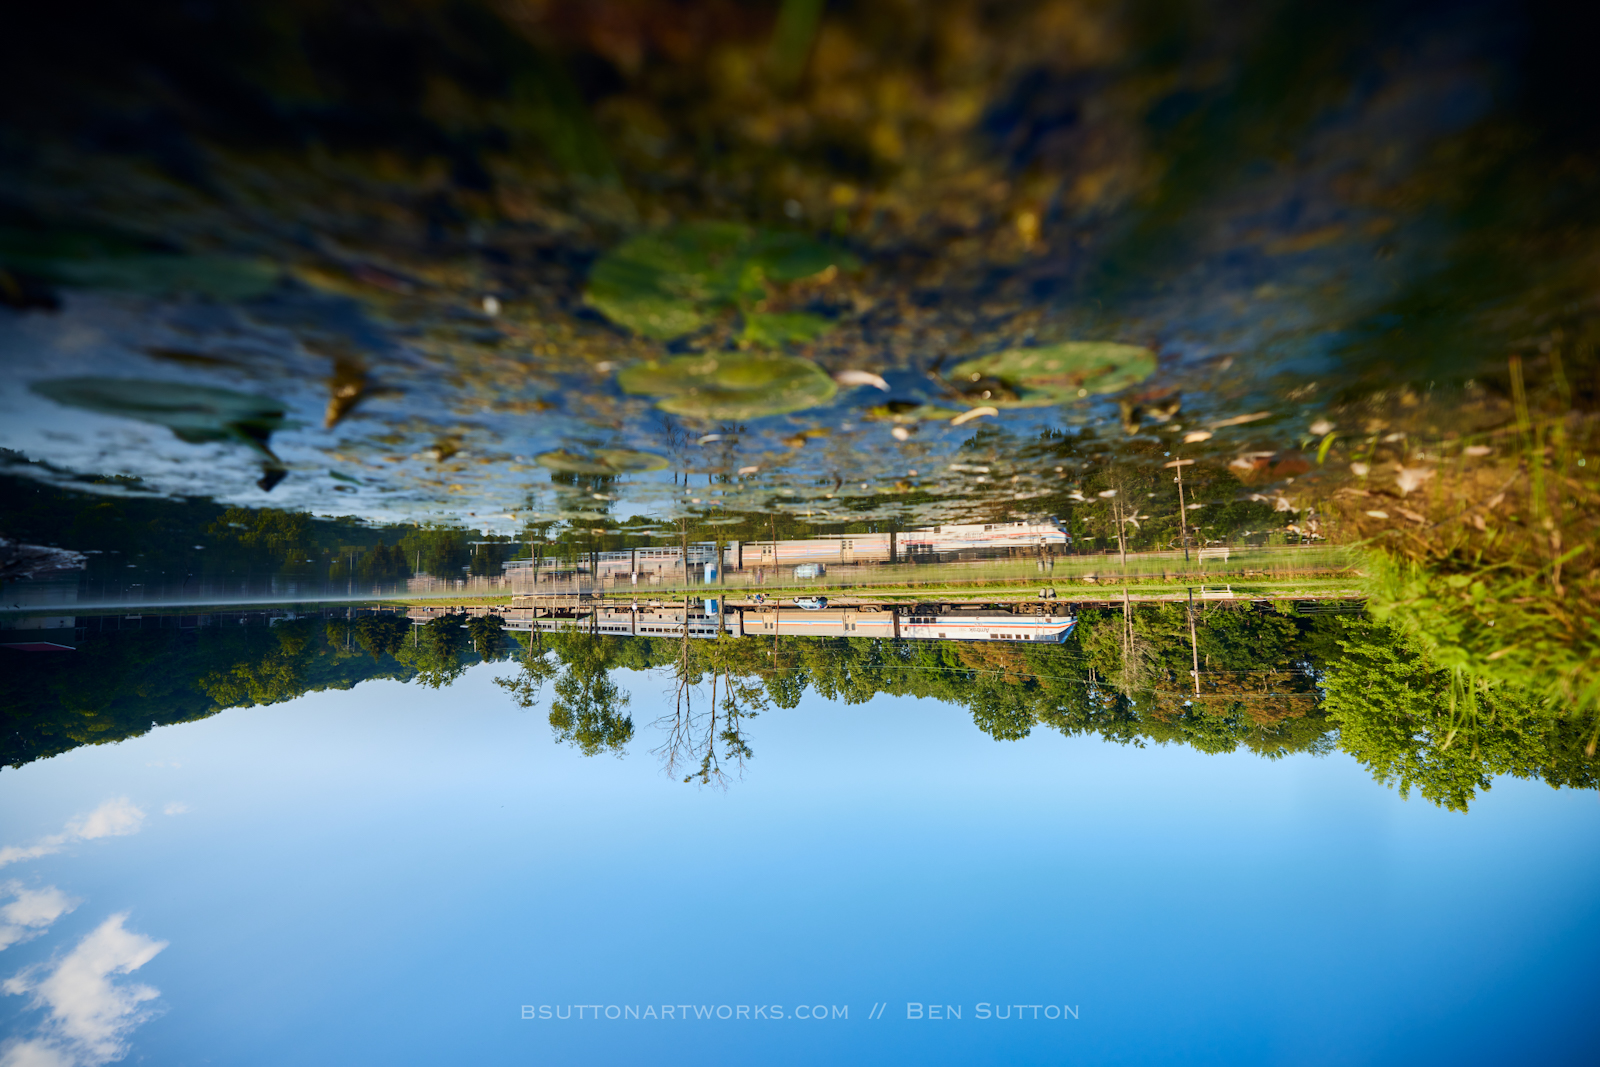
[414, 603, 1077, 644]
[504, 520, 1069, 580]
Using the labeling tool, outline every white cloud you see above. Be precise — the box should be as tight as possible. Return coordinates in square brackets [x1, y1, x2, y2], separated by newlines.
[0, 884, 79, 952]
[63, 802, 143, 843]
[1, 914, 167, 1067]
[160, 803, 188, 817]
[0, 801, 145, 870]
[0, 1039, 75, 1067]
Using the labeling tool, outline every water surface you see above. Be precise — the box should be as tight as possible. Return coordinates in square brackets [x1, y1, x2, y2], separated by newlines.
[3, 0, 1599, 1063]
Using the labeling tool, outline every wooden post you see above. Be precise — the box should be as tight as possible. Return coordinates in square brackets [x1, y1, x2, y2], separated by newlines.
[1113, 495, 1129, 571]
[1164, 457, 1196, 566]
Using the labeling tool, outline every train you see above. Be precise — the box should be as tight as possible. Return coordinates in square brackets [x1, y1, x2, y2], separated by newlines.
[502, 520, 1069, 581]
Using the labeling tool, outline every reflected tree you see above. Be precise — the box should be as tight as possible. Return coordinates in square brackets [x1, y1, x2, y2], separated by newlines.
[544, 628, 634, 757]
[1323, 619, 1598, 810]
[654, 591, 771, 786]
[492, 638, 560, 711]
[465, 613, 506, 659]
[394, 612, 471, 688]
[199, 616, 318, 707]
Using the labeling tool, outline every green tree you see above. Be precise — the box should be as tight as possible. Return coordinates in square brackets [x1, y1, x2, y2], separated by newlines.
[398, 525, 470, 576]
[356, 541, 411, 581]
[207, 507, 311, 564]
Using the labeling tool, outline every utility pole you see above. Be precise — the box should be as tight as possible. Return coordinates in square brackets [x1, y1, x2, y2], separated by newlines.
[1112, 494, 1128, 571]
[1164, 456, 1196, 565]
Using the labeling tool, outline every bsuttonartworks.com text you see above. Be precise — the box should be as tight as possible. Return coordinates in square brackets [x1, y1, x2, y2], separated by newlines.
[520, 1003, 1079, 1021]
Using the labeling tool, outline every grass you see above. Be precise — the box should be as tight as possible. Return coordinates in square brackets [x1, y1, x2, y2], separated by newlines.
[386, 545, 1360, 607]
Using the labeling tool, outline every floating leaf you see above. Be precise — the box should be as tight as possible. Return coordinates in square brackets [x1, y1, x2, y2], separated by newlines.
[49, 255, 278, 300]
[29, 378, 288, 460]
[946, 342, 1157, 406]
[742, 310, 834, 346]
[585, 222, 856, 342]
[0, 228, 278, 300]
[617, 353, 837, 420]
[535, 448, 670, 475]
[864, 401, 966, 423]
[746, 230, 850, 281]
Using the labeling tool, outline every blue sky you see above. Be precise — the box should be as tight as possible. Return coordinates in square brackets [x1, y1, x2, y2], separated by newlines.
[1, 662, 1597, 1066]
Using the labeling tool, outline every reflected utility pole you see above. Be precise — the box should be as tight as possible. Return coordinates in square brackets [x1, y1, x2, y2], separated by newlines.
[1187, 585, 1200, 697]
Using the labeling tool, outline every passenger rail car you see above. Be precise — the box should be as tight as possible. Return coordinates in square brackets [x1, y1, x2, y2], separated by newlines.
[502, 520, 1071, 577]
[897, 521, 1069, 556]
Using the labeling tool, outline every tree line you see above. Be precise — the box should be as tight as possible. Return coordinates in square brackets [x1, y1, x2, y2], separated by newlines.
[5, 600, 1592, 809]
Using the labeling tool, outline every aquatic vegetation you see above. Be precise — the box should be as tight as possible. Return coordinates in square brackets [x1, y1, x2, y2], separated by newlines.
[617, 352, 838, 420]
[29, 378, 288, 457]
[0, 226, 279, 300]
[946, 343, 1158, 407]
[584, 221, 856, 343]
[28, 379, 291, 487]
[534, 449, 670, 475]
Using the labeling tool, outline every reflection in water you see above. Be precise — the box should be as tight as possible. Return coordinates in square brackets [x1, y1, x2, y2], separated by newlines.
[1, 0, 1596, 531]
[0, 799, 168, 1067]
[2, 912, 169, 1067]
[7, 606, 1593, 812]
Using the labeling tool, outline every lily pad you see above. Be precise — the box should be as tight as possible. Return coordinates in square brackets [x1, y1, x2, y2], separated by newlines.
[29, 377, 289, 459]
[585, 222, 856, 342]
[54, 255, 278, 300]
[742, 310, 835, 346]
[0, 229, 279, 300]
[617, 353, 838, 420]
[535, 448, 670, 475]
[864, 401, 968, 423]
[946, 342, 1156, 406]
